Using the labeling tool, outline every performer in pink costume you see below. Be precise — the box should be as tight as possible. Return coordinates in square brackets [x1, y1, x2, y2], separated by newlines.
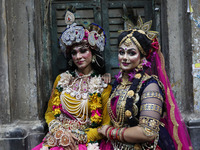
[98, 16, 193, 150]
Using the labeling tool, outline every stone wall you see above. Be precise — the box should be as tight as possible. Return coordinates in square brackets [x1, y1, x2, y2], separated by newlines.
[191, 0, 200, 114]
[189, 0, 200, 149]
[0, 0, 51, 149]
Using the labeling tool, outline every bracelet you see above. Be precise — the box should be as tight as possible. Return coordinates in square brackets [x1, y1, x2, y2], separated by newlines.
[116, 128, 122, 141]
[105, 126, 111, 136]
[105, 126, 127, 141]
[120, 127, 127, 142]
[112, 128, 117, 140]
[71, 129, 87, 144]
[106, 126, 111, 138]
[109, 127, 115, 140]
[115, 128, 120, 140]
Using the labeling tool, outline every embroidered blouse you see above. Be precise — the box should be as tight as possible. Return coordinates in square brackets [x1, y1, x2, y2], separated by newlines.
[107, 73, 170, 149]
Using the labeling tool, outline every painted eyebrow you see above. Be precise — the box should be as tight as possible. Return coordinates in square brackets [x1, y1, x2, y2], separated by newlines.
[118, 47, 136, 51]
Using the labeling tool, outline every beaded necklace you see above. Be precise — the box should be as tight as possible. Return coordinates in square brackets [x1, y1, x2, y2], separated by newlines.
[59, 70, 106, 123]
[65, 70, 92, 100]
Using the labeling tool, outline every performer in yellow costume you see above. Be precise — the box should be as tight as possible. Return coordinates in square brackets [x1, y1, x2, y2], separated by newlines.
[32, 8, 111, 150]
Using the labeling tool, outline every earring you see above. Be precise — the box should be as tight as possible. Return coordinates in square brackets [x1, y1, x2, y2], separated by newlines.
[92, 55, 96, 63]
[135, 59, 144, 72]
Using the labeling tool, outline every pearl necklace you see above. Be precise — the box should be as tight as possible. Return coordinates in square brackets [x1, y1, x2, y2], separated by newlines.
[68, 71, 91, 100]
[59, 70, 106, 123]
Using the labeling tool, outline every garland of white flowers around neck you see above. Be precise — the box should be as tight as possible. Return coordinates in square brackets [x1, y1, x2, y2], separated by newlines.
[51, 70, 108, 128]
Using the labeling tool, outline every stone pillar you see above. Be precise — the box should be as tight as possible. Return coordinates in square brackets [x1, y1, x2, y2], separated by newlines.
[0, 0, 51, 149]
[166, 0, 193, 113]
[0, 0, 11, 124]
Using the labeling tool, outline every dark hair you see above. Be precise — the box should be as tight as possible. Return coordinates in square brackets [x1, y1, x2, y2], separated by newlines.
[65, 42, 105, 75]
[118, 30, 152, 57]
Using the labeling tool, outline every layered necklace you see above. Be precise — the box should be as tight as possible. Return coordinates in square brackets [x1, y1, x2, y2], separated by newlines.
[108, 71, 148, 128]
[107, 76, 132, 128]
[59, 70, 105, 123]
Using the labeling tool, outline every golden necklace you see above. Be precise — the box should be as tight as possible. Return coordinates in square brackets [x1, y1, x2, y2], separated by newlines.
[108, 73, 150, 128]
[108, 76, 132, 128]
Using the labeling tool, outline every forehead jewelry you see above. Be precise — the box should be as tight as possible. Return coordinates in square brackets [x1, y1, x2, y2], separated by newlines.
[119, 33, 146, 55]
[124, 38, 132, 47]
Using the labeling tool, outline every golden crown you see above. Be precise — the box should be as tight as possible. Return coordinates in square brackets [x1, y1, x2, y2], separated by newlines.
[123, 16, 158, 40]
[119, 16, 159, 55]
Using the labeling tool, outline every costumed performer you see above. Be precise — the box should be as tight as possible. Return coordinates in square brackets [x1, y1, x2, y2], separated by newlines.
[32, 9, 112, 150]
[98, 16, 193, 150]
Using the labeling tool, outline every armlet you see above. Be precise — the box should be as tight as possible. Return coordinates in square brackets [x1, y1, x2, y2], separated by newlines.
[140, 103, 162, 115]
[141, 91, 163, 102]
[139, 116, 160, 137]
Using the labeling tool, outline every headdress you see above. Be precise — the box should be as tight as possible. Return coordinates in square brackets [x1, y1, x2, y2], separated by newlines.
[119, 16, 159, 56]
[59, 10, 106, 54]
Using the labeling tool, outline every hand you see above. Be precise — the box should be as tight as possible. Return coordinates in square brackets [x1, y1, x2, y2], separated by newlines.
[67, 131, 79, 149]
[102, 73, 111, 84]
[97, 125, 111, 137]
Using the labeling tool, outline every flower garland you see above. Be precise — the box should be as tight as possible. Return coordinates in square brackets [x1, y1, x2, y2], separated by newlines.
[52, 88, 62, 117]
[89, 92, 103, 127]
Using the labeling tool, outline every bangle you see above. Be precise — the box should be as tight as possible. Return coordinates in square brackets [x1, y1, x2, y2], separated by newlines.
[115, 128, 120, 140]
[105, 126, 111, 136]
[120, 127, 127, 142]
[106, 127, 113, 139]
[112, 128, 117, 140]
[109, 127, 115, 140]
[116, 128, 122, 141]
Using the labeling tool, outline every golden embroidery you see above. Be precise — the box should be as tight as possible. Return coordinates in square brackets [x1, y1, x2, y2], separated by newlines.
[140, 103, 162, 114]
[108, 74, 151, 128]
[108, 74, 152, 128]
[139, 116, 160, 136]
[141, 91, 164, 102]
[167, 87, 182, 150]
[151, 75, 165, 94]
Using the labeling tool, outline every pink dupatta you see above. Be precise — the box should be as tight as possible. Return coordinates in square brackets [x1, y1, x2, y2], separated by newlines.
[153, 44, 193, 150]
